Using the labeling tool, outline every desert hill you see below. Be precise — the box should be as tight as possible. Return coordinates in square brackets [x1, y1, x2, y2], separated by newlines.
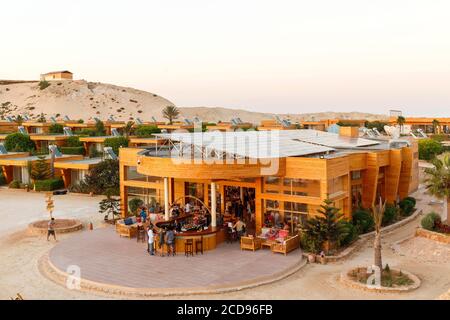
[0, 80, 388, 123]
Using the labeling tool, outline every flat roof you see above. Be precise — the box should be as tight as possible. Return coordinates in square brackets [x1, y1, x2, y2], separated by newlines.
[154, 129, 380, 159]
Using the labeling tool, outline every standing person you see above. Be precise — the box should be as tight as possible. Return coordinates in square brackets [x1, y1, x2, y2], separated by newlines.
[165, 227, 176, 256]
[47, 218, 56, 241]
[140, 207, 147, 223]
[185, 202, 191, 214]
[147, 226, 155, 255]
[158, 228, 166, 257]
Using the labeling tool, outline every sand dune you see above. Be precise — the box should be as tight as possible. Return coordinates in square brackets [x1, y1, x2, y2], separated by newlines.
[0, 80, 388, 123]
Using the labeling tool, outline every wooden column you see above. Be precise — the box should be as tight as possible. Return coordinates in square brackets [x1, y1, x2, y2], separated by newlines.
[119, 163, 128, 218]
[211, 182, 217, 227]
[362, 153, 379, 208]
[164, 177, 170, 220]
[385, 150, 402, 204]
[2, 165, 13, 184]
[255, 177, 263, 234]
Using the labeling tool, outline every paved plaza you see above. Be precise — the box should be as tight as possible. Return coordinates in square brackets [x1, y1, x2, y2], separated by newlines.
[49, 227, 303, 290]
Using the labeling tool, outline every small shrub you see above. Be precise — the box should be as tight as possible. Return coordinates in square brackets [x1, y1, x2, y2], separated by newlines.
[134, 125, 161, 137]
[4, 133, 35, 152]
[60, 146, 85, 155]
[34, 178, 65, 191]
[104, 136, 129, 155]
[421, 212, 441, 231]
[0, 173, 6, 186]
[65, 136, 83, 147]
[38, 80, 50, 90]
[418, 138, 443, 160]
[8, 180, 21, 189]
[399, 198, 415, 216]
[352, 209, 374, 233]
[49, 123, 64, 134]
[339, 221, 358, 247]
[403, 196, 416, 207]
[382, 204, 398, 225]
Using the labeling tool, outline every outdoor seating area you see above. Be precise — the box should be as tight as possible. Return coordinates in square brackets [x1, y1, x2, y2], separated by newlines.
[239, 227, 300, 255]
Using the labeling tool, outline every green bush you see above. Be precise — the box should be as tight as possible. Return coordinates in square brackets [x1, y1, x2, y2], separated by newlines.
[38, 80, 50, 90]
[339, 221, 358, 246]
[60, 146, 85, 155]
[104, 136, 129, 155]
[382, 204, 398, 225]
[418, 139, 443, 160]
[65, 136, 83, 147]
[129, 198, 144, 215]
[134, 125, 161, 137]
[402, 196, 416, 207]
[8, 180, 21, 189]
[352, 209, 374, 233]
[421, 212, 441, 231]
[399, 198, 415, 216]
[49, 123, 64, 134]
[34, 178, 65, 191]
[0, 172, 6, 186]
[77, 129, 96, 136]
[4, 133, 35, 152]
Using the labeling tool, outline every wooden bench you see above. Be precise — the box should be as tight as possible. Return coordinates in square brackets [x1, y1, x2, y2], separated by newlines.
[271, 235, 300, 255]
[240, 236, 262, 251]
[115, 218, 138, 238]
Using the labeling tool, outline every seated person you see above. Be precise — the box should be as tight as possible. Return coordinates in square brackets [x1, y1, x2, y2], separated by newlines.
[149, 206, 155, 214]
[232, 217, 246, 238]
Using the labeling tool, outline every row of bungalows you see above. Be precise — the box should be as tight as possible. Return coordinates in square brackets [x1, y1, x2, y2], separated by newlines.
[388, 116, 450, 134]
[0, 147, 103, 188]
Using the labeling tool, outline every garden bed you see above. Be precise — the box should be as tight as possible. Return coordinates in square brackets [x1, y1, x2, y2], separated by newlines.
[416, 227, 450, 244]
[340, 267, 421, 293]
[28, 219, 83, 235]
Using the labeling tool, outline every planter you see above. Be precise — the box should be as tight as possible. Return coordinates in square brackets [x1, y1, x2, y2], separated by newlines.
[319, 256, 327, 265]
[307, 253, 316, 263]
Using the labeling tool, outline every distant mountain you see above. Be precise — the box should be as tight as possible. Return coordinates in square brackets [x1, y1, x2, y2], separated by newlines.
[0, 80, 388, 123]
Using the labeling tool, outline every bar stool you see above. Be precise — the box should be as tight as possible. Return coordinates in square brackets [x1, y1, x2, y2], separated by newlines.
[136, 226, 146, 243]
[195, 237, 203, 255]
[184, 239, 194, 257]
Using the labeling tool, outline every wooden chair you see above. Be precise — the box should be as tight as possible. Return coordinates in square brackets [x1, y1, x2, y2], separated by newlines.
[195, 237, 203, 255]
[136, 225, 146, 243]
[271, 235, 300, 256]
[240, 236, 262, 251]
[185, 239, 194, 257]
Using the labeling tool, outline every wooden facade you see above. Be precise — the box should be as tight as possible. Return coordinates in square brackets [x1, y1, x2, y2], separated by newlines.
[119, 140, 418, 233]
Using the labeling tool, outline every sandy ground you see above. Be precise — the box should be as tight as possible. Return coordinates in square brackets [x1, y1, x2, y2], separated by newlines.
[0, 187, 449, 300]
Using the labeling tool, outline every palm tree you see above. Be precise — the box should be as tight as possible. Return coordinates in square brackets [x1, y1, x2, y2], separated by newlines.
[424, 154, 450, 223]
[162, 105, 180, 125]
[15, 115, 24, 126]
[372, 198, 386, 270]
[432, 119, 440, 134]
[123, 121, 134, 139]
[396, 116, 406, 134]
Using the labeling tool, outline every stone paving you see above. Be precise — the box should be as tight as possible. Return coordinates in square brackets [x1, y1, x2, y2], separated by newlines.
[49, 227, 303, 289]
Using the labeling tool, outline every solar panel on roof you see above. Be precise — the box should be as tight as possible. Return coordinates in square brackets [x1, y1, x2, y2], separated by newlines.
[155, 130, 334, 158]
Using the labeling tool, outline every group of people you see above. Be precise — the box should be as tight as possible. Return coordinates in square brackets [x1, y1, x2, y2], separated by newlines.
[146, 225, 176, 256]
[264, 211, 292, 231]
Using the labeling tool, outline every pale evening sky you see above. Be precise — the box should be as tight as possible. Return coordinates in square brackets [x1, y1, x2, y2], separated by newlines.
[1, 0, 450, 117]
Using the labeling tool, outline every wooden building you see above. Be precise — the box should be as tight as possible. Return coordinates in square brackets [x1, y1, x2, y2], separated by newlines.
[119, 130, 419, 236]
[40, 71, 73, 81]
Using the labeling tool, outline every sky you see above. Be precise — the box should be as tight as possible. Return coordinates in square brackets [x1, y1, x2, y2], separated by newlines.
[1, 0, 450, 117]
